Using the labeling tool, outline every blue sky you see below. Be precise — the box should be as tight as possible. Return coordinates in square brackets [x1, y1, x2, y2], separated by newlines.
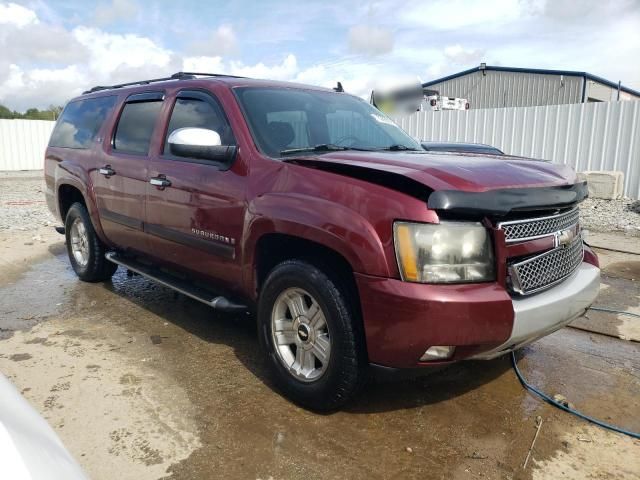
[1, 0, 639, 111]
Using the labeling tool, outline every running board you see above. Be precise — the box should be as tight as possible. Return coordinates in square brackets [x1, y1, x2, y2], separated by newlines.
[105, 252, 248, 313]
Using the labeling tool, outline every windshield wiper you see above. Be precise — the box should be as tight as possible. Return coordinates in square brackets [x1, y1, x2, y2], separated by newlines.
[280, 144, 372, 156]
[377, 144, 420, 151]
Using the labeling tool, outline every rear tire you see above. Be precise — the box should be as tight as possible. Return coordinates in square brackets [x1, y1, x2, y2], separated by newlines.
[258, 259, 366, 411]
[65, 202, 117, 282]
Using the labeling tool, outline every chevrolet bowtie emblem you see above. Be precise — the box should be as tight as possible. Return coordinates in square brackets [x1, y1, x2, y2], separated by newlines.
[555, 225, 579, 248]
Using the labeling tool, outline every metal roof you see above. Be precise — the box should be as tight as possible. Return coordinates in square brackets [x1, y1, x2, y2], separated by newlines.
[422, 65, 640, 98]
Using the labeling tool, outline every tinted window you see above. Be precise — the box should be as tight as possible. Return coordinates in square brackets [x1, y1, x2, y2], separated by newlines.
[235, 87, 421, 157]
[164, 95, 235, 154]
[265, 110, 309, 149]
[326, 109, 380, 147]
[114, 101, 162, 154]
[49, 96, 117, 149]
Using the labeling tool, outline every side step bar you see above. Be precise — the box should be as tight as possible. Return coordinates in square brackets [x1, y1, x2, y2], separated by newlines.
[105, 252, 248, 313]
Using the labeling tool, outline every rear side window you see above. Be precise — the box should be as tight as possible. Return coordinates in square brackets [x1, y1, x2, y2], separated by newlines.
[49, 96, 117, 149]
[113, 100, 162, 155]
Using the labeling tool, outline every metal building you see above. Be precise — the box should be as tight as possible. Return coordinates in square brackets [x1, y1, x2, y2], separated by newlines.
[422, 64, 640, 110]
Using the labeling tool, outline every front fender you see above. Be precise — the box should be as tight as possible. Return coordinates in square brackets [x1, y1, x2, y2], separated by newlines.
[242, 192, 390, 293]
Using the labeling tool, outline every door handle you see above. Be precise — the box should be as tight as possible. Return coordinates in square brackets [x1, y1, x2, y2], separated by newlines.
[99, 165, 115, 177]
[149, 176, 171, 188]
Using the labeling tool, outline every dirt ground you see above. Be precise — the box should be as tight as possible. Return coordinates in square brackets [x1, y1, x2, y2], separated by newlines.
[0, 207, 639, 479]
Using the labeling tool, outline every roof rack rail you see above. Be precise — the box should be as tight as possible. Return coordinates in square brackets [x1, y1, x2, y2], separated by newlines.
[82, 71, 246, 95]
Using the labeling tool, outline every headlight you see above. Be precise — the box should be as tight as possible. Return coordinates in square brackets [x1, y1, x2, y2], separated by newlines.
[394, 221, 495, 283]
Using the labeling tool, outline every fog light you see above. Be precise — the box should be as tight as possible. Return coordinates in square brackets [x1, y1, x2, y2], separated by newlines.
[420, 346, 455, 361]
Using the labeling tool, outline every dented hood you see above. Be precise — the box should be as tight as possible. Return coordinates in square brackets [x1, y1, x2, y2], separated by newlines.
[288, 150, 577, 192]
[287, 151, 586, 216]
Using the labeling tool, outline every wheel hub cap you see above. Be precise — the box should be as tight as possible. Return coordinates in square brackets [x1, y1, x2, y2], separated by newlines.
[270, 288, 331, 382]
[296, 322, 311, 343]
[69, 217, 89, 267]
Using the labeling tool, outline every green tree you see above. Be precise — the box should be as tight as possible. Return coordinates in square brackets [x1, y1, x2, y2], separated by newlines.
[0, 104, 15, 119]
[0, 103, 63, 120]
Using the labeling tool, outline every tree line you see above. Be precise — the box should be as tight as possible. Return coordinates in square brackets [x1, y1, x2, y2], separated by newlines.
[0, 104, 63, 121]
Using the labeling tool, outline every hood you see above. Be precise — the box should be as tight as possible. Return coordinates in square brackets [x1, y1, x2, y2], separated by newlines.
[286, 151, 586, 216]
[286, 150, 577, 192]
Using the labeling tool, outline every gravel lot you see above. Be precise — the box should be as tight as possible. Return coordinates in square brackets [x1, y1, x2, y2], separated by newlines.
[2, 170, 639, 235]
[580, 197, 640, 236]
[0, 171, 55, 231]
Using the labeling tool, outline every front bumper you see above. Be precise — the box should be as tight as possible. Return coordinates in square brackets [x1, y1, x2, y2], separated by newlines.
[355, 262, 600, 369]
[471, 262, 600, 359]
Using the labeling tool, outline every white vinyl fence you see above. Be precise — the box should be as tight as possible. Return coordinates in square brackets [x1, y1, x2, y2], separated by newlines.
[0, 119, 55, 171]
[394, 101, 640, 199]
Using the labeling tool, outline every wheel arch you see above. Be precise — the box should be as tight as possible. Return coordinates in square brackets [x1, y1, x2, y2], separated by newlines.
[252, 233, 368, 358]
[254, 233, 356, 293]
[56, 180, 109, 244]
[58, 183, 86, 221]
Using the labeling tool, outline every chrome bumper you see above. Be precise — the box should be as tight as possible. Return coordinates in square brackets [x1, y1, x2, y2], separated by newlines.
[472, 262, 600, 360]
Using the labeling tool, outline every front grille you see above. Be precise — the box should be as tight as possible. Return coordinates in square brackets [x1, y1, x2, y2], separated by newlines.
[508, 236, 584, 295]
[499, 208, 580, 243]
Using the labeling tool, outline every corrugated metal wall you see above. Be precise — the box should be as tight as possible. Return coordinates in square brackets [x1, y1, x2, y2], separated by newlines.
[0, 119, 55, 171]
[394, 101, 640, 199]
[427, 70, 583, 109]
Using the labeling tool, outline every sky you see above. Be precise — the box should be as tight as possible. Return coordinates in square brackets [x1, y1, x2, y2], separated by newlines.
[0, 0, 639, 112]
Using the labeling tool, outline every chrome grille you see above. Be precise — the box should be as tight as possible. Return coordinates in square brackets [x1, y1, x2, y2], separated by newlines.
[499, 208, 580, 243]
[508, 236, 584, 295]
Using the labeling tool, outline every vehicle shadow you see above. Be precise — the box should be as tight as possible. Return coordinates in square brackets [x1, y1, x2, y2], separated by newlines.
[347, 358, 512, 414]
[47, 241, 67, 256]
[95, 267, 512, 414]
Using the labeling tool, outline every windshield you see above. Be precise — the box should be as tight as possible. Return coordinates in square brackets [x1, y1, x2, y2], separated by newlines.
[235, 87, 422, 157]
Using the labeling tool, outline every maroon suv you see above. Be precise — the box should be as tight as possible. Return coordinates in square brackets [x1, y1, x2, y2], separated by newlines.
[45, 72, 600, 410]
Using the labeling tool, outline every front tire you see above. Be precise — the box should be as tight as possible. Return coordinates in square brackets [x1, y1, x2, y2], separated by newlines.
[65, 202, 117, 282]
[258, 260, 366, 411]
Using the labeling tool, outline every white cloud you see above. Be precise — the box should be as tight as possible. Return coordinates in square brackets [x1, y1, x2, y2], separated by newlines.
[214, 25, 238, 54]
[0, 2, 38, 27]
[0, 21, 177, 110]
[0, 64, 88, 111]
[189, 25, 238, 57]
[443, 45, 485, 65]
[182, 54, 384, 99]
[229, 54, 298, 80]
[399, 0, 529, 30]
[1, 23, 88, 64]
[1, 0, 638, 112]
[182, 56, 224, 72]
[93, 0, 138, 26]
[182, 54, 298, 81]
[73, 26, 172, 76]
[348, 24, 394, 56]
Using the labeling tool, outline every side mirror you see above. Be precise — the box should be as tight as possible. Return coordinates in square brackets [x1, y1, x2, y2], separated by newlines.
[168, 127, 236, 163]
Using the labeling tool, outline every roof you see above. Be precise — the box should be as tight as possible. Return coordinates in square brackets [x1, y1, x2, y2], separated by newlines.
[80, 72, 334, 97]
[422, 65, 640, 97]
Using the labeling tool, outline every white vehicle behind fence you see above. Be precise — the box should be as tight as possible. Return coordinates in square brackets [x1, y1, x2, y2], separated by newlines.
[424, 95, 470, 111]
